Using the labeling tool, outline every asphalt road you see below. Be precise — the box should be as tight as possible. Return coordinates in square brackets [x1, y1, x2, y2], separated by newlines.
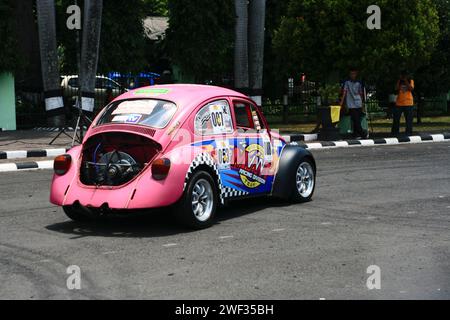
[0, 142, 449, 300]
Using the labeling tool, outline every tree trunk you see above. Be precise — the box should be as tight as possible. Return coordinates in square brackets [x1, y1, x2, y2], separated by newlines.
[36, 0, 65, 126]
[234, 0, 249, 93]
[80, 0, 103, 117]
[248, 0, 266, 106]
[14, 0, 42, 92]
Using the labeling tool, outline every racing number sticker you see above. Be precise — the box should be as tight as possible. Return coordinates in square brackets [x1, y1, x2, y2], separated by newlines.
[216, 140, 231, 169]
[209, 104, 231, 134]
[194, 101, 232, 135]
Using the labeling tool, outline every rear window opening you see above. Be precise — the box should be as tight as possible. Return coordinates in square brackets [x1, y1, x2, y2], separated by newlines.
[80, 132, 161, 186]
[96, 99, 177, 129]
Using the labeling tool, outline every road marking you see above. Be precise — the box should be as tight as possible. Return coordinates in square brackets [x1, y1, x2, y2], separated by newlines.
[431, 134, 445, 142]
[360, 139, 375, 146]
[218, 235, 234, 240]
[334, 141, 349, 147]
[272, 228, 285, 232]
[37, 160, 54, 169]
[409, 136, 422, 143]
[5, 150, 27, 159]
[45, 148, 66, 157]
[306, 143, 323, 150]
[0, 163, 18, 172]
[384, 138, 399, 144]
[163, 243, 178, 247]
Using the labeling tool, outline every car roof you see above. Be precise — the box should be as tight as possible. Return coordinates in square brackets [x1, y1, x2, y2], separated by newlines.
[62, 75, 114, 80]
[113, 84, 249, 108]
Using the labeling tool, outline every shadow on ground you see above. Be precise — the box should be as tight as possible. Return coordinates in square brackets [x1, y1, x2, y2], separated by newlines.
[45, 197, 292, 239]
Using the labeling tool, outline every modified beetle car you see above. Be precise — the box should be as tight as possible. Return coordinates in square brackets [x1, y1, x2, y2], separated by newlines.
[50, 84, 316, 229]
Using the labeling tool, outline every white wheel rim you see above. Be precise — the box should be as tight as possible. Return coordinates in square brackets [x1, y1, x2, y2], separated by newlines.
[296, 162, 314, 198]
[191, 178, 214, 222]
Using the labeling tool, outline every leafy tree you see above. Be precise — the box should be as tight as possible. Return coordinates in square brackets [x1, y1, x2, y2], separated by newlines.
[56, 0, 167, 74]
[273, 0, 440, 97]
[415, 0, 450, 96]
[166, 0, 234, 83]
[0, 0, 21, 73]
[263, 0, 290, 99]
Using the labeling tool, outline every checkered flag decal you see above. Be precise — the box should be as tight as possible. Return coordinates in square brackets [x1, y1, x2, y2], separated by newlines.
[184, 153, 249, 204]
[221, 187, 248, 198]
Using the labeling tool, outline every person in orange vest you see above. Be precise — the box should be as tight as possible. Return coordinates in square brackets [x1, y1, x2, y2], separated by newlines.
[392, 70, 414, 135]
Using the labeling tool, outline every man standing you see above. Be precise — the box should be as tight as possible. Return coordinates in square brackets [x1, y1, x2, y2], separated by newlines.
[392, 70, 414, 135]
[340, 68, 368, 138]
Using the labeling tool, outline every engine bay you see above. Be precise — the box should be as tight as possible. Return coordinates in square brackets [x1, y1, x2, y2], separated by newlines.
[80, 132, 161, 186]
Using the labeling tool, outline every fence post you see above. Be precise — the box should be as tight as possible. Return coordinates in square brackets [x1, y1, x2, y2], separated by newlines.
[283, 94, 288, 124]
[417, 95, 424, 124]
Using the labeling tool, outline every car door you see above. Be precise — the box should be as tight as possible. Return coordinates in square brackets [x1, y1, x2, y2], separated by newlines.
[192, 98, 235, 183]
[229, 99, 275, 195]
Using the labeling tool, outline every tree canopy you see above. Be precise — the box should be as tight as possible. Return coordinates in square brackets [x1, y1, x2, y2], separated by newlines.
[165, 0, 234, 83]
[55, 0, 167, 74]
[0, 0, 21, 73]
[415, 0, 450, 96]
[273, 0, 441, 91]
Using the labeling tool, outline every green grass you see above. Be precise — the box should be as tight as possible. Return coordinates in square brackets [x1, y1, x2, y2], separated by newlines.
[269, 116, 450, 133]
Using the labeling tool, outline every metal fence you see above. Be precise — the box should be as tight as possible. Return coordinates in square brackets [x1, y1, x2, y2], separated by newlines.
[14, 77, 449, 129]
[261, 97, 448, 124]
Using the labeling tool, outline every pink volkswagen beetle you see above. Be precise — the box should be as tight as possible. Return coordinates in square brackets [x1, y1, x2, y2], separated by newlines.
[50, 85, 316, 229]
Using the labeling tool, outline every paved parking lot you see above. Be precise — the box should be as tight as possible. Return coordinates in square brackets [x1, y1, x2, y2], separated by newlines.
[0, 142, 449, 299]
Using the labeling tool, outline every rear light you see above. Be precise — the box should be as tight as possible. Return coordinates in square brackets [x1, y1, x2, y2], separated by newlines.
[151, 158, 170, 180]
[54, 154, 72, 176]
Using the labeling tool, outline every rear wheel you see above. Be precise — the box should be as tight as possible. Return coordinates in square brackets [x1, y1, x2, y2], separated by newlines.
[291, 159, 316, 202]
[174, 171, 218, 229]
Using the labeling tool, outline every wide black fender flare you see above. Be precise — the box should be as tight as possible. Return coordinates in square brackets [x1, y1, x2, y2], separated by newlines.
[271, 144, 316, 199]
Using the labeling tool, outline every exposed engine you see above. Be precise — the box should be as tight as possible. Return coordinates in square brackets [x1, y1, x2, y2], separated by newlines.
[80, 132, 160, 186]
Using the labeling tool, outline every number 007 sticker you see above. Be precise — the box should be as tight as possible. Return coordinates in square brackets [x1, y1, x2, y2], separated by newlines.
[209, 104, 231, 134]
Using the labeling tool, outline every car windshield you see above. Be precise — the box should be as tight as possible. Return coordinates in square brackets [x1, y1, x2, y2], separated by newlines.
[96, 99, 177, 129]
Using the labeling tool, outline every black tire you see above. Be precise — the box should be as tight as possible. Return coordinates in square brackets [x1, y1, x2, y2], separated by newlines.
[291, 158, 316, 203]
[63, 205, 93, 222]
[174, 171, 218, 229]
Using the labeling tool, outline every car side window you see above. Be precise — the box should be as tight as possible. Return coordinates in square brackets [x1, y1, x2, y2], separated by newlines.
[107, 79, 120, 89]
[68, 77, 79, 88]
[234, 102, 253, 129]
[233, 102, 265, 131]
[194, 100, 233, 135]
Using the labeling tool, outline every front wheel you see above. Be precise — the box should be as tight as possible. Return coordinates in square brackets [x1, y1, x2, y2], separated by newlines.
[174, 171, 218, 229]
[291, 159, 316, 202]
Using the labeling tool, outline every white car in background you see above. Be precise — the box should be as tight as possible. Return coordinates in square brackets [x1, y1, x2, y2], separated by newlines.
[60, 75, 127, 110]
